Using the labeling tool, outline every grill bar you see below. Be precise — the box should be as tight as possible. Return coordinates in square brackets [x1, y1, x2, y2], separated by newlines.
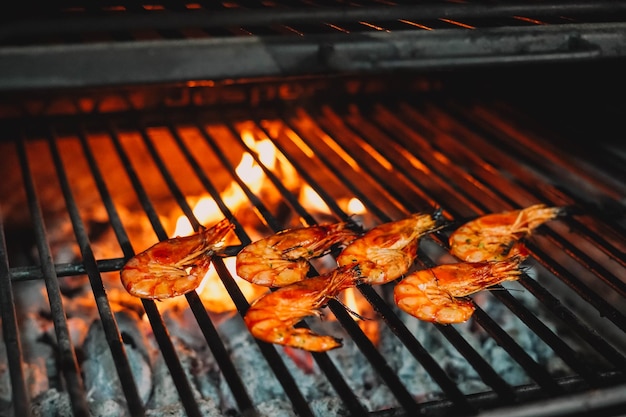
[15, 138, 90, 417]
[470, 307, 563, 395]
[416, 103, 626, 268]
[210, 258, 318, 417]
[190, 125, 325, 417]
[356, 284, 474, 413]
[141, 123, 339, 417]
[411, 103, 626, 326]
[104, 126, 204, 417]
[49, 128, 147, 416]
[515, 274, 626, 370]
[0, 210, 31, 417]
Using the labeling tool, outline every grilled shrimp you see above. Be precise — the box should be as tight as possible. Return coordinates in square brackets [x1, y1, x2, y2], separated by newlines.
[394, 256, 525, 324]
[449, 204, 563, 262]
[244, 265, 361, 352]
[236, 221, 359, 287]
[337, 212, 440, 285]
[121, 218, 234, 299]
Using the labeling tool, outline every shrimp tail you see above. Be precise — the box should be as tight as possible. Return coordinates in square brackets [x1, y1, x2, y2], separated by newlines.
[444, 256, 526, 297]
[199, 218, 235, 255]
[281, 328, 343, 352]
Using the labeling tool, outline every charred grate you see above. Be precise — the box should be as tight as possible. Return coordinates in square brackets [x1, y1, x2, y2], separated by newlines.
[1, 82, 625, 417]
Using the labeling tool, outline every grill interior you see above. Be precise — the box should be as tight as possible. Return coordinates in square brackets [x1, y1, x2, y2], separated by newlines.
[1, 1, 626, 416]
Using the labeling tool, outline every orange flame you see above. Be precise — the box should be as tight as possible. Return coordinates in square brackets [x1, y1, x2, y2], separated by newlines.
[342, 287, 379, 345]
[167, 130, 280, 311]
[299, 184, 330, 215]
[172, 130, 275, 238]
[347, 197, 365, 215]
[197, 257, 268, 313]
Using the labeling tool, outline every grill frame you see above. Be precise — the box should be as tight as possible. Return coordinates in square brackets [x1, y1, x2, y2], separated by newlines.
[1, 1, 626, 90]
[1, 69, 625, 417]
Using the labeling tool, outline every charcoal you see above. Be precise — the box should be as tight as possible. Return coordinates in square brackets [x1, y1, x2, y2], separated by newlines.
[220, 317, 288, 405]
[147, 336, 212, 410]
[145, 397, 222, 417]
[31, 389, 72, 417]
[83, 311, 152, 412]
[309, 396, 352, 417]
[160, 337, 240, 414]
[0, 328, 11, 415]
[254, 398, 297, 417]
[147, 353, 187, 409]
[90, 399, 127, 417]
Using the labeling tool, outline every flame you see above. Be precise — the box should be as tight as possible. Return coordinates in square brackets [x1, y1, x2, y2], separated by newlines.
[347, 198, 365, 215]
[299, 184, 330, 215]
[342, 287, 379, 345]
[166, 130, 282, 312]
[173, 196, 221, 237]
[197, 257, 268, 313]
[172, 131, 273, 238]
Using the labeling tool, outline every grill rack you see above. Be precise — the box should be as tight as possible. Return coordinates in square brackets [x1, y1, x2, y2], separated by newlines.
[1, 73, 625, 417]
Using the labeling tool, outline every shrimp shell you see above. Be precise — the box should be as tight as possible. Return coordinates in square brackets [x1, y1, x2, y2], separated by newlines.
[449, 204, 563, 262]
[337, 212, 440, 285]
[236, 221, 360, 287]
[394, 256, 525, 324]
[243, 265, 360, 352]
[121, 218, 234, 299]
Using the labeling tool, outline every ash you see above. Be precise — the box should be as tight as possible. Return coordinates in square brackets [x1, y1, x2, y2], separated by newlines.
[6, 252, 570, 417]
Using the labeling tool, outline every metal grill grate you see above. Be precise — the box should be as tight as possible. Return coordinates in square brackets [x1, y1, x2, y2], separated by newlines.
[0, 78, 625, 417]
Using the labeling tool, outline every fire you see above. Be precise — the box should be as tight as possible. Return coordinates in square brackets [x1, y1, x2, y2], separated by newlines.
[173, 196, 220, 237]
[196, 257, 268, 314]
[299, 184, 330, 215]
[347, 197, 365, 215]
[173, 130, 277, 237]
[342, 287, 379, 345]
[167, 130, 278, 311]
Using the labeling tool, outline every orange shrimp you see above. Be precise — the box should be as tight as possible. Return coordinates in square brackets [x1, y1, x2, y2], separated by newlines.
[394, 256, 525, 324]
[243, 265, 361, 352]
[236, 221, 360, 287]
[449, 204, 563, 262]
[337, 212, 440, 285]
[121, 218, 234, 299]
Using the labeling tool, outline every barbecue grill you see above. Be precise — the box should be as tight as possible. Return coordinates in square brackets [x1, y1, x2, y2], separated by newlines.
[1, 1, 625, 417]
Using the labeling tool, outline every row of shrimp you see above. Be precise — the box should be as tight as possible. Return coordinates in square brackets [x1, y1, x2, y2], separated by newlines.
[119, 203, 563, 352]
[394, 204, 564, 324]
[239, 211, 444, 351]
